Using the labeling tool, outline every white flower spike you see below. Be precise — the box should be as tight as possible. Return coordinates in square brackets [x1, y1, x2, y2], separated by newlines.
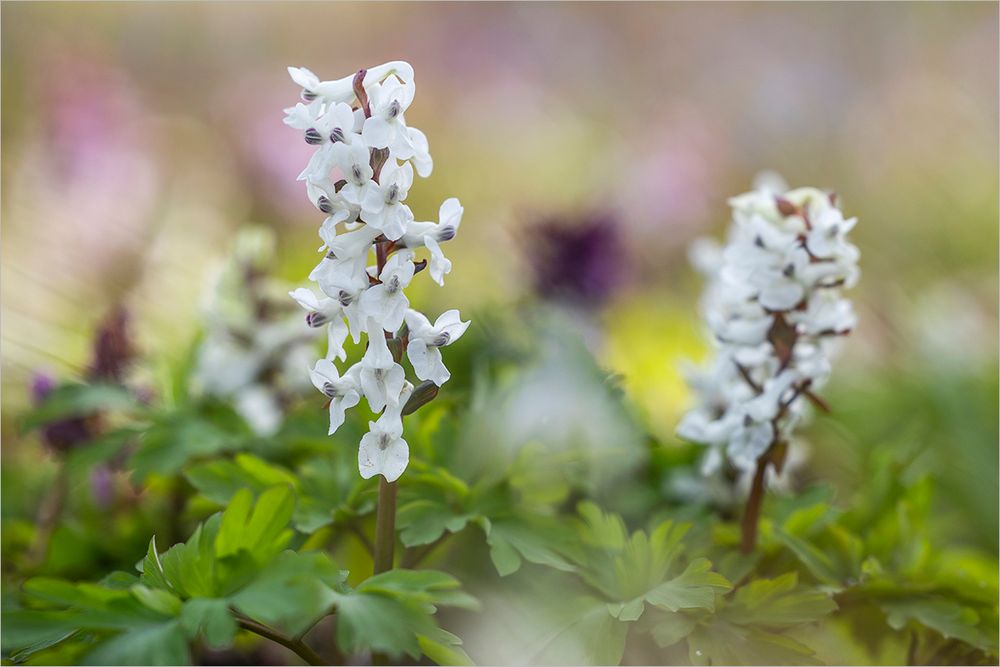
[286, 61, 468, 480]
[678, 174, 859, 484]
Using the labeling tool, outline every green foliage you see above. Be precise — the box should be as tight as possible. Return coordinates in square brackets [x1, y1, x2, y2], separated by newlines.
[20, 383, 137, 432]
[3, 486, 474, 665]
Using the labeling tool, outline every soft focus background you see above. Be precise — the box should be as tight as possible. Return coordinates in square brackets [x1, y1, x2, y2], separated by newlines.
[2, 2, 997, 665]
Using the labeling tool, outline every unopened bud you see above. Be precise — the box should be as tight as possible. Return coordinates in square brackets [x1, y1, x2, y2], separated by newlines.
[353, 69, 370, 116]
[330, 127, 346, 144]
[401, 380, 439, 416]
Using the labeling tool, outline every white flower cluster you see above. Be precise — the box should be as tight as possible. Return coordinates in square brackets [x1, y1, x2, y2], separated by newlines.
[194, 228, 317, 437]
[284, 61, 469, 482]
[677, 174, 859, 477]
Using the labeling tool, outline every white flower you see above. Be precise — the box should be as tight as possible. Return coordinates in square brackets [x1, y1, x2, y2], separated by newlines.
[331, 142, 374, 206]
[360, 250, 415, 332]
[287, 61, 466, 483]
[310, 359, 362, 434]
[399, 198, 463, 285]
[404, 309, 470, 386]
[362, 77, 416, 158]
[289, 288, 349, 361]
[358, 383, 413, 482]
[678, 173, 859, 479]
[288, 61, 414, 105]
[358, 319, 406, 413]
[407, 127, 433, 177]
[361, 160, 414, 241]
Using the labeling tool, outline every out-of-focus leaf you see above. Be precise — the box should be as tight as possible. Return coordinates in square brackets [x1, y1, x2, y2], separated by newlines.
[81, 619, 190, 666]
[644, 558, 732, 613]
[179, 598, 236, 648]
[21, 383, 136, 431]
[687, 621, 823, 666]
[725, 573, 837, 629]
[485, 517, 576, 577]
[882, 597, 994, 652]
[397, 499, 473, 547]
[417, 631, 474, 666]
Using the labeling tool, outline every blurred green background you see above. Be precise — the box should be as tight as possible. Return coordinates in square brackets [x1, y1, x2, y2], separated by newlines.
[1, 3, 997, 661]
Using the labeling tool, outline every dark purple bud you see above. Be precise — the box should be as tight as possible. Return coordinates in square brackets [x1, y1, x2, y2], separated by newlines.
[437, 226, 456, 242]
[330, 127, 346, 143]
[317, 196, 333, 214]
[402, 380, 439, 416]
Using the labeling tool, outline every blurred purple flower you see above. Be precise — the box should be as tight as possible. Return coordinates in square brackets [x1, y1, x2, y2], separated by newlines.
[523, 212, 629, 308]
[86, 306, 135, 384]
[31, 371, 93, 453]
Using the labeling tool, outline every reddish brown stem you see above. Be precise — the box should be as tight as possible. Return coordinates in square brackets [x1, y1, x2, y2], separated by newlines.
[741, 454, 770, 553]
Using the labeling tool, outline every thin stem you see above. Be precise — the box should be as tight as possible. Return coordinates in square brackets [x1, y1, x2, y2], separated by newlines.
[236, 616, 327, 666]
[373, 477, 398, 574]
[741, 453, 770, 554]
[27, 460, 69, 568]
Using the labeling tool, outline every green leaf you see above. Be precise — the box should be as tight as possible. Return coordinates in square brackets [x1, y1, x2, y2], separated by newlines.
[184, 454, 298, 506]
[774, 527, 844, 587]
[130, 585, 182, 617]
[485, 517, 576, 577]
[158, 517, 223, 598]
[645, 609, 697, 648]
[882, 597, 992, 651]
[21, 383, 135, 431]
[332, 591, 437, 659]
[141, 538, 173, 592]
[82, 620, 190, 666]
[528, 598, 629, 666]
[179, 598, 237, 649]
[688, 621, 823, 666]
[397, 499, 472, 547]
[417, 630, 475, 666]
[214, 485, 294, 566]
[230, 551, 343, 636]
[645, 558, 732, 613]
[725, 573, 837, 629]
[215, 488, 254, 559]
[1, 611, 80, 653]
[358, 569, 479, 610]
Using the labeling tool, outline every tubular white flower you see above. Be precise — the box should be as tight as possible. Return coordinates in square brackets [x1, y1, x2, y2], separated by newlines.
[358, 383, 412, 482]
[678, 174, 859, 482]
[309, 359, 362, 435]
[403, 309, 470, 386]
[286, 61, 468, 481]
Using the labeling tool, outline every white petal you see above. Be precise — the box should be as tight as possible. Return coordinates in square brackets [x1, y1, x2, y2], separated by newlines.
[289, 288, 321, 311]
[362, 116, 394, 149]
[358, 430, 409, 481]
[326, 318, 349, 362]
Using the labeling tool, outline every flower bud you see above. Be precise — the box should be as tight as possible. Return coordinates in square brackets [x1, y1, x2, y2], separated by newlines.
[401, 380, 439, 416]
